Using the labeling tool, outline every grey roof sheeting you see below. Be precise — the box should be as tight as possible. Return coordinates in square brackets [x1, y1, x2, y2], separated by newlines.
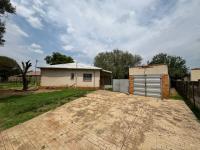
[38, 63, 112, 73]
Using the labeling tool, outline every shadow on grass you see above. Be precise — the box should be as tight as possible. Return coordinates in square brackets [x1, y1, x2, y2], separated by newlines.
[183, 98, 200, 122]
[170, 88, 200, 121]
[170, 88, 183, 100]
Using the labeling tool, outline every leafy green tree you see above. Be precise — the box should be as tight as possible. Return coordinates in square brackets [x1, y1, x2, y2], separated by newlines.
[0, 0, 16, 45]
[94, 49, 142, 78]
[149, 53, 188, 79]
[0, 56, 20, 81]
[45, 52, 74, 65]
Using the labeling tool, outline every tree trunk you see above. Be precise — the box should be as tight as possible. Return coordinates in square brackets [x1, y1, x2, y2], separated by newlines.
[22, 74, 28, 91]
[21, 60, 32, 91]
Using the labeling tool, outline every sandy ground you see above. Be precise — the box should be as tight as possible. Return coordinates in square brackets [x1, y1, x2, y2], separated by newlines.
[0, 90, 200, 150]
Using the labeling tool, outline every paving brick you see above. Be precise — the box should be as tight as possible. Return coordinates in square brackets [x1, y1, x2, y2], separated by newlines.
[1, 90, 200, 150]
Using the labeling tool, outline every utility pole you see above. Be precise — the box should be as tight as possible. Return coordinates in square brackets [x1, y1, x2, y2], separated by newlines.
[35, 59, 38, 86]
[75, 61, 78, 88]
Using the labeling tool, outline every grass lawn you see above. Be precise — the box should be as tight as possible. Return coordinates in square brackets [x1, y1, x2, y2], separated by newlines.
[170, 92, 183, 100]
[170, 88, 200, 120]
[0, 82, 37, 90]
[0, 88, 93, 131]
[170, 88, 183, 100]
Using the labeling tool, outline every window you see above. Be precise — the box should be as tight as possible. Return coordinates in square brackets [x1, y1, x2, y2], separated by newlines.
[71, 73, 74, 80]
[83, 73, 92, 82]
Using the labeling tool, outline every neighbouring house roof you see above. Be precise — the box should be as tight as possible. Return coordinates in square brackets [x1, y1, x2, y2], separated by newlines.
[8, 71, 41, 77]
[101, 69, 112, 73]
[26, 71, 41, 76]
[38, 63, 112, 73]
[191, 68, 200, 70]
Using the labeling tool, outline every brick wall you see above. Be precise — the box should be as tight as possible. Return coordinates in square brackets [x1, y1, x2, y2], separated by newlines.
[162, 74, 170, 99]
[129, 76, 134, 94]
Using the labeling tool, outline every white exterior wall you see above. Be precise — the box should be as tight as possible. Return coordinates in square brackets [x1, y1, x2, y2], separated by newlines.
[191, 70, 200, 81]
[40, 68, 100, 88]
[129, 65, 168, 75]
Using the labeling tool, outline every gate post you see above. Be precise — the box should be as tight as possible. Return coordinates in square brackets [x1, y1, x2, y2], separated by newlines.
[162, 74, 170, 99]
[129, 76, 134, 94]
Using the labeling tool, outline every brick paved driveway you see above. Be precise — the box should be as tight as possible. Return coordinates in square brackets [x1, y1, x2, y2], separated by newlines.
[1, 90, 200, 150]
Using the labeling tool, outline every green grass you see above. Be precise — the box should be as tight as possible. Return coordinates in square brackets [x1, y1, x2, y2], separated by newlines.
[170, 92, 183, 100]
[0, 88, 93, 130]
[0, 82, 37, 90]
[171, 88, 200, 121]
[169, 88, 183, 100]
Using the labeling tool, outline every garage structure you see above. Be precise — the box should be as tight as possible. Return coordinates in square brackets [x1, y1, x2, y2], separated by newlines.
[129, 64, 170, 99]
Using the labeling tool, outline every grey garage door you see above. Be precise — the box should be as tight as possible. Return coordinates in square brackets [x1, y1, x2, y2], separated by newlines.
[133, 75, 162, 98]
[113, 79, 129, 94]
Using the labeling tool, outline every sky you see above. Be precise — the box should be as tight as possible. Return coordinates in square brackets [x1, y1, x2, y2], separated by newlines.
[0, 0, 200, 69]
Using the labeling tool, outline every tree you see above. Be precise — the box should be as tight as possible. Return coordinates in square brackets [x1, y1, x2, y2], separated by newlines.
[45, 52, 74, 65]
[0, 0, 15, 46]
[20, 60, 32, 91]
[149, 53, 188, 80]
[94, 49, 142, 79]
[0, 56, 20, 81]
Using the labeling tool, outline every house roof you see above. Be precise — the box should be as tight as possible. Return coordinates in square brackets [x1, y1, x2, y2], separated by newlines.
[38, 63, 112, 73]
[27, 71, 41, 76]
[131, 64, 167, 68]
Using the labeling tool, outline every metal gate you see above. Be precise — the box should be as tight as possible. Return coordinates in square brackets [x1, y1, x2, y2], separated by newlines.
[113, 79, 129, 94]
[133, 75, 162, 98]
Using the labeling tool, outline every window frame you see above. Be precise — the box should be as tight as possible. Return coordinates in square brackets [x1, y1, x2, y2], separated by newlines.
[83, 73, 92, 82]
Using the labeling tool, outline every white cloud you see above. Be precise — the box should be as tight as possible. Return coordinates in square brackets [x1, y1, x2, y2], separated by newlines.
[63, 45, 74, 51]
[30, 43, 44, 54]
[43, 0, 200, 67]
[5, 0, 200, 67]
[33, 49, 44, 54]
[11, 0, 44, 29]
[0, 21, 45, 67]
[27, 17, 43, 29]
[6, 22, 29, 37]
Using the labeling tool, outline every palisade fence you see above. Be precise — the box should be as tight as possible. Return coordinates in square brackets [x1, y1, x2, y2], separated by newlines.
[0, 76, 40, 89]
[174, 80, 200, 112]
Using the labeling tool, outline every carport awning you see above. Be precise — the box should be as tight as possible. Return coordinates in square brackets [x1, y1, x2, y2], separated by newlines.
[101, 69, 112, 74]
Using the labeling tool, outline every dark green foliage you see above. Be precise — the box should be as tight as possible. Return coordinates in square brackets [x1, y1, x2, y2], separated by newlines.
[94, 49, 142, 79]
[0, 88, 92, 130]
[45, 52, 74, 65]
[149, 53, 187, 80]
[0, 56, 21, 81]
[0, 0, 15, 14]
[0, 0, 15, 45]
[0, 22, 5, 45]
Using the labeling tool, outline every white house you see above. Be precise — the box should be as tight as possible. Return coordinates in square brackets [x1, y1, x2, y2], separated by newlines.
[39, 63, 112, 89]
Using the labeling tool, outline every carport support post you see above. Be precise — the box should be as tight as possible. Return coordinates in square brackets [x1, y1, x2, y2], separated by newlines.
[129, 76, 134, 94]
